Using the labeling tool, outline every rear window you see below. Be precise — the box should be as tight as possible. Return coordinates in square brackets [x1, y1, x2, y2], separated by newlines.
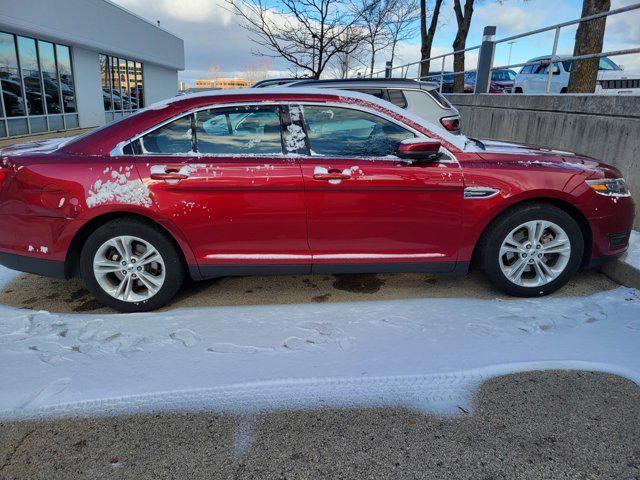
[426, 89, 452, 108]
[386, 89, 407, 108]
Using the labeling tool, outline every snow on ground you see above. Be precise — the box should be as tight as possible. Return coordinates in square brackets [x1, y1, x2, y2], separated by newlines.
[1, 265, 640, 420]
[625, 230, 640, 269]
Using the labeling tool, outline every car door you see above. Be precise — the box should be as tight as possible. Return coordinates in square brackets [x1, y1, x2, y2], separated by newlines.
[131, 104, 310, 276]
[293, 103, 464, 273]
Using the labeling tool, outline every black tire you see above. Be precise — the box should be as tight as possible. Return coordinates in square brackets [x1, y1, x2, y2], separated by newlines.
[479, 203, 584, 297]
[514, 87, 523, 94]
[80, 218, 185, 312]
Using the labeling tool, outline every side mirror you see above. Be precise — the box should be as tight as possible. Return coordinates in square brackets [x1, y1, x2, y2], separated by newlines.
[397, 138, 443, 163]
[619, 64, 625, 71]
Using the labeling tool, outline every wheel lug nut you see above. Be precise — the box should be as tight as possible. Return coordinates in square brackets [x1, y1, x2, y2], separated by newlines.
[536, 245, 541, 249]
[137, 266, 142, 271]
[121, 261, 127, 266]
[526, 245, 531, 249]
[538, 254, 543, 258]
[132, 273, 137, 278]
[521, 253, 527, 258]
[121, 270, 127, 275]
[131, 258, 136, 263]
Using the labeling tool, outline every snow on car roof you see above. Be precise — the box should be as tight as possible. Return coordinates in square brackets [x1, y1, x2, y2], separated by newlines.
[143, 87, 467, 151]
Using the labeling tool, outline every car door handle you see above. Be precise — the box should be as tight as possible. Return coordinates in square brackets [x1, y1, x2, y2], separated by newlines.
[150, 171, 189, 181]
[313, 172, 351, 181]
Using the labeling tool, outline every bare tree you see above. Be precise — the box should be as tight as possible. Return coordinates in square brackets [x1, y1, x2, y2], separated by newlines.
[419, 0, 444, 79]
[568, 0, 611, 93]
[355, 0, 395, 76]
[452, 0, 474, 92]
[226, 0, 368, 78]
[243, 59, 273, 83]
[385, 0, 420, 67]
[330, 26, 370, 77]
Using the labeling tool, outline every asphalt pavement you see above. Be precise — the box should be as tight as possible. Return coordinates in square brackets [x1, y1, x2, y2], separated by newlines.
[1, 370, 639, 479]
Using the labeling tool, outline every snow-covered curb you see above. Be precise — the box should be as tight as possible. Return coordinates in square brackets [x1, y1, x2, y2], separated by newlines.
[2, 265, 640, 421]
[625, 230, 640, 270]
[600, 230, 640, 290]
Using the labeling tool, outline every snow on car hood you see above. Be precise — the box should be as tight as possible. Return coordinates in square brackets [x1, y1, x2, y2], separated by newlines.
[0, 136, 76, 156]
[475, 139, 603, 173]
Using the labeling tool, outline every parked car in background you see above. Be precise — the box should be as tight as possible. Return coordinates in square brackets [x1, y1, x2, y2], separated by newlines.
[285, 78, 461, 133]
[424, 71, 455, 92]
[0, 89, 633, 311]
[463, 69, 516, 93]
[514, 55, 640, 94]
[252, 77, 310, 88]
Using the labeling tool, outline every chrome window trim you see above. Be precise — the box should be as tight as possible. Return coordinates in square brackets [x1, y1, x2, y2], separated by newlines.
[110, 99, 460, 166]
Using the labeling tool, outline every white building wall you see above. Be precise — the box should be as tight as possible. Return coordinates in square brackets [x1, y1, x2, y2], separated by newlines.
[0, 0, 184, 70]
[142, 64, 180, 106]
[72, 47, 103, 129]
[0, 0, 184, 133]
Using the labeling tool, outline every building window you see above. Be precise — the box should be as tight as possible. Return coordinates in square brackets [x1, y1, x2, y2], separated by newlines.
[100, 54, 144, 123]
[0, 31, 78, 138]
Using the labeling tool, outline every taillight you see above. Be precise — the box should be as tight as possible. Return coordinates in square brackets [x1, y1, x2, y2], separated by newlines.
[440, 116, 460, 132]
[0, 167, 6, 189]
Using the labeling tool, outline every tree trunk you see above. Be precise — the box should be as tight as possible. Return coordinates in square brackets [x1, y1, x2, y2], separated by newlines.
[452, 35, 466, 92]
[390, 39, 398, 66]
[452, 0, 473, 93]
[370, 49, 376, 76]
[567, 0, 610, 93]
[420, 0, 443, 79]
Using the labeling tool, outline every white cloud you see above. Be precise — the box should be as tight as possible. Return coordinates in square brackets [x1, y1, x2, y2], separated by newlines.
[474, 2, 546, 37]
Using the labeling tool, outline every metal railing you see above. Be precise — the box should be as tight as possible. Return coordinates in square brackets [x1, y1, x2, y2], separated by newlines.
[370, 2, 640, 95]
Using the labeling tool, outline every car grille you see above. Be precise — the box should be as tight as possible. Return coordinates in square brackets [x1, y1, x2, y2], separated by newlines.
[600, 79, 640, 89]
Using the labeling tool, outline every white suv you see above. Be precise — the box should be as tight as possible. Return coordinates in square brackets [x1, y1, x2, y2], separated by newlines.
[514, 55, 640, 95]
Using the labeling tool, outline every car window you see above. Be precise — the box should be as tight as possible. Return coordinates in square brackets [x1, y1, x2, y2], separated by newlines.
[562, 58, 620, 72]
[492, 70, 515, 81]
[140, 115, 193, 154]
[520, 65, 532, 74]
[301, 105, 414, 157]
[529, 63, 546, 74]
[542, 63, 560, 74]
[195, 105, 283, 155]
[351, 88, 385, 101]
[426, 88, 452, 108]
[386, 89, 408, 108]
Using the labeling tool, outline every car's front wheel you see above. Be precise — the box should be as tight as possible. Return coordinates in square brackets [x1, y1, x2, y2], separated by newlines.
[80, 218, 184, 312]
[480, 203, 584, 296]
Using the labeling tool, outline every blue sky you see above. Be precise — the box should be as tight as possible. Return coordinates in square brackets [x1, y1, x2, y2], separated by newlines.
[112, 0, 640, 82]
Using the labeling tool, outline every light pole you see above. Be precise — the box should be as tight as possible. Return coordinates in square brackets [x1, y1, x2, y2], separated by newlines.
[507, 41, 516, 66]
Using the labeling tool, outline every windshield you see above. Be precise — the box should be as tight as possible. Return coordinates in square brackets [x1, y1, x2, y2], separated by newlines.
[492, 70, 516, 81]
[562, 57, 621, 72]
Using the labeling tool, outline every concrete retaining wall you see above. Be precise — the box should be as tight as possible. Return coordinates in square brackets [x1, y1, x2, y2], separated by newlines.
[446, 94, 640, 227]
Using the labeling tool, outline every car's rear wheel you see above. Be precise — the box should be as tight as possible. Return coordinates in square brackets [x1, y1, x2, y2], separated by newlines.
[480, 203, 584, 296]
[80, 218, 184, 312]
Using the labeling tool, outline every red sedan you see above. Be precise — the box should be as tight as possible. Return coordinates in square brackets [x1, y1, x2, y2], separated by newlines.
[0, 89, 634, 311]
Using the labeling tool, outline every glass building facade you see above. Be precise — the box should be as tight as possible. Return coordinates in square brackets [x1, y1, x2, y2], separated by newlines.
[100, 54, 144, 122]
[0, 31, 78, 138]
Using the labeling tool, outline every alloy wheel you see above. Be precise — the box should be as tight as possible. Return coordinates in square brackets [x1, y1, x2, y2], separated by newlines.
[93, 235, 166, 302]
[498, 220, 571, 287]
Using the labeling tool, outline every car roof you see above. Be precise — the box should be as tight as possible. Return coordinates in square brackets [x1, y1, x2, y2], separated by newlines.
[526, 55, 573, 62]
[285, 77, 440, 91]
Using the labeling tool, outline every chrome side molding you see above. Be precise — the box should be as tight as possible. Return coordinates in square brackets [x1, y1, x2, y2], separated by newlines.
[464, 186, 500, 199]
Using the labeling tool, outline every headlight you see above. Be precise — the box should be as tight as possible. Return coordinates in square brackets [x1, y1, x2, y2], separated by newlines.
[586, 178, 630, 196]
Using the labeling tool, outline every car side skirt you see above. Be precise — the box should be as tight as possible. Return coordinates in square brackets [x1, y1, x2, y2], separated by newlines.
[191, 261, 470, 280]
